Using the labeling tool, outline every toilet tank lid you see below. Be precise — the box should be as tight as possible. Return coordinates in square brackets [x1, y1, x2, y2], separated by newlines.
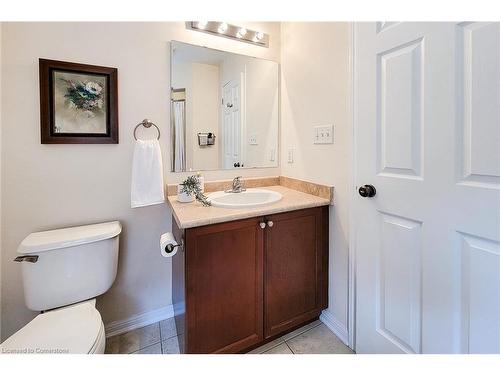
[18, 221, 122, 254]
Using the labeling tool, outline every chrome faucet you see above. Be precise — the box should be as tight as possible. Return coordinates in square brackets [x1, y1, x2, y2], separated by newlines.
[226, 176, 246, 193]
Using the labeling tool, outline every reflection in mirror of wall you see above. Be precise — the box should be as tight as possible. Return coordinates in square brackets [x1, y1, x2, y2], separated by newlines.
[170, 41, 279, 172]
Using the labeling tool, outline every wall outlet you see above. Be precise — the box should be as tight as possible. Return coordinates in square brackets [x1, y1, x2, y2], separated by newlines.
[314, 125, 334, 144]
[287, 148, 294, 163]
[249, 134, 258, 145]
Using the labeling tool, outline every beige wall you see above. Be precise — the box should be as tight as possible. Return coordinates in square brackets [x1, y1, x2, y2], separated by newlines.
[191, 63, 220, 170]
[0, 22, 281, 341]
[1, 21, 352, 343]
[171, 61, 194, 170]
[281, 22, 351, 334]
[243, 59, 279, 168]
[221, 54, 279, 169]
[172, 62, 221, 171]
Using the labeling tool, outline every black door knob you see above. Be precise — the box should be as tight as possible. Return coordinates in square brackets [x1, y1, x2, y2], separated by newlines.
[359, 184, 376, 198]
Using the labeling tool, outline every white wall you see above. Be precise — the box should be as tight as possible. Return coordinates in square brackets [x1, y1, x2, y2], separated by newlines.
[0, 22, 281, 341]
[281, 22, 351, 337]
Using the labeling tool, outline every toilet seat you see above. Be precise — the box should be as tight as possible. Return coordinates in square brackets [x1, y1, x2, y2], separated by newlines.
[89, 321, 106, 354]
[1, 299, 104, 354]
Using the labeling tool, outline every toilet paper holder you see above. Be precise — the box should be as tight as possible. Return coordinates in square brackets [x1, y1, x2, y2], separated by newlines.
[165, 238, 184, 254]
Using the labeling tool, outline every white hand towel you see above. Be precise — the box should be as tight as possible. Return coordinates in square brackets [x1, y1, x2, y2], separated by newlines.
[131, 139, 165, 208]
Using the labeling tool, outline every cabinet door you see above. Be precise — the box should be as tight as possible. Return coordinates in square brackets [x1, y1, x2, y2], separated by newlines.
[264, 207, 328, 338]
[185, 217, 264, 353]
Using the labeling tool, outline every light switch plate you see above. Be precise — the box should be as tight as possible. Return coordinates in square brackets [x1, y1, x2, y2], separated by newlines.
[249, 134, 258, 145]
[314, 125, 334, 144]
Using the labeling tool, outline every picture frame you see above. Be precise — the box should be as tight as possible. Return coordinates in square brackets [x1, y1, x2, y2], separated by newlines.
[39, 59, 118, 144]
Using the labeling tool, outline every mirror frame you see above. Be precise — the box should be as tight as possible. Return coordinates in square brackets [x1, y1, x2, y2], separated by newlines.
[169, 40, 280, 172]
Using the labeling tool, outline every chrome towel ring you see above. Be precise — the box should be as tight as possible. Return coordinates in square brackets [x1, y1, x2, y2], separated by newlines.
[133, 119, 160, 140]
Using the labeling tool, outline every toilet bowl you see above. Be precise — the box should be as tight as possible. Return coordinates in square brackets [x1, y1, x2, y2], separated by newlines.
[1, 221, 121, 354]
[1, 299, 105, 354]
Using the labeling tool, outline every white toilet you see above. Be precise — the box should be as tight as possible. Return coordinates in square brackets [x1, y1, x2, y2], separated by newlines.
[0, 221, 121, 354]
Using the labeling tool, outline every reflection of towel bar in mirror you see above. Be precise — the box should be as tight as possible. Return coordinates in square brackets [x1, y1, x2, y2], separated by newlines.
[198, 132, 216, 146]
[134, 119, 160, 140]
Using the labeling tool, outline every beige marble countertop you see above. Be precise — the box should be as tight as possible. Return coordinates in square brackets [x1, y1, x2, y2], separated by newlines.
[167, 185, 330, 229]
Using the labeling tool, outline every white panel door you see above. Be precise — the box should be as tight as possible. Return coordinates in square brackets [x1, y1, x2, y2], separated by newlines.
[355, 22, 500, 354]
[222, 79, 242, 169]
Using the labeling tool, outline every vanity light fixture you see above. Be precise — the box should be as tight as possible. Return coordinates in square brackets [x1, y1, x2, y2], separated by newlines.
[217, 22, 228, 34]
[197, 21, 208, 29]
[186, 22, 269, 48]
[236, 28, 247, 39]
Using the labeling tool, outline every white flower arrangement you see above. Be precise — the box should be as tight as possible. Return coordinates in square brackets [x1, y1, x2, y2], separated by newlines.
[61, 78, 104, 117]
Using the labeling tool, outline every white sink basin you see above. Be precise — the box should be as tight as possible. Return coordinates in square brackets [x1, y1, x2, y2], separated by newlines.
[207, 188, 283, 209]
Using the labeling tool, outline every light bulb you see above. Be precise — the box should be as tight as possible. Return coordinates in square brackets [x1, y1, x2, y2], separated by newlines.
[255, 31, 264, 41]
[197, 21, 208, 29]
[236, 28, 247, 38]
[218, 22, 228, 34]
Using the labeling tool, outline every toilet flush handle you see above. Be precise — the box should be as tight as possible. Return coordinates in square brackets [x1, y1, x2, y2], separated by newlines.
[14, 255, 39, 263]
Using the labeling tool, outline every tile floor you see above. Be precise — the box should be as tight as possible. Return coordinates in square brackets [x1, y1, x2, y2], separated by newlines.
[105, 318, 354, 354]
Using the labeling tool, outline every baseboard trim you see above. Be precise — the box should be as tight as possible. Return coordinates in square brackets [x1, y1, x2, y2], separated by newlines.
[320, 310, 349, 346]
[105, 304, 174, 338]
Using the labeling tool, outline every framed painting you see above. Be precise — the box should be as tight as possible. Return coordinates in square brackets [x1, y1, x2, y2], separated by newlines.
[39, 59, 118, 144]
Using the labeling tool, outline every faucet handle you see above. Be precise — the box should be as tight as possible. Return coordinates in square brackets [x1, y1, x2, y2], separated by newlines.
[227, 176, 246, 193]
[232, 176, 242, 186]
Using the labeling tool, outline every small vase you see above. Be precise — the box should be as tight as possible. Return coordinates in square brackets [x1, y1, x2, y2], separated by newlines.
[177, 185, 195, 203]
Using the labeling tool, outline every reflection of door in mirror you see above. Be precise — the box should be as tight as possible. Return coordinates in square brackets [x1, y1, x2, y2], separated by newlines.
[222, 73, 245, 169]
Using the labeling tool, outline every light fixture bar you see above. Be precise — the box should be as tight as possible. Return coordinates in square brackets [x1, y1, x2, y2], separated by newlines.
[185, 22, 269, 48]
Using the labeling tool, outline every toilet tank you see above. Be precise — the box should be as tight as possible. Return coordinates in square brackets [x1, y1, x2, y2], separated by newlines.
[16, 221, 122, 311]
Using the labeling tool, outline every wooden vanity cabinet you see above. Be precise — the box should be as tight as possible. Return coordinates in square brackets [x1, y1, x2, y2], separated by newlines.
[172, 206, 328, 354]
[176, 216, 264, 354]
[264, 207, 329, 338]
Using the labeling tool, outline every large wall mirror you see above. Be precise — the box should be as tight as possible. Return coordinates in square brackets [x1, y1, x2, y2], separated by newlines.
[170, 41, 279, 172]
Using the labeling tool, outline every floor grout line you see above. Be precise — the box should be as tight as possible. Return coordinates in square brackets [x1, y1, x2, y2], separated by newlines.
[131, 341, 161, 354]
[256, 340, 283, 354]
[111, 319, 347, 355]
[133, 322, 162, 353]
[162, 333, 178, 341]
[284, 321, 322, 343]
[160, 319, 179, 342]
[163, 335, 182, 354]
[158, 321, 163, 343]
[162, 334, 179, 343]
[251, 320, 321, 354]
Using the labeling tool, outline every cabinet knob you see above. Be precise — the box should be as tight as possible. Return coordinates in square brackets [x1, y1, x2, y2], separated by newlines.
[267, 221, 274, 228]
[259, 222, 266, 229]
